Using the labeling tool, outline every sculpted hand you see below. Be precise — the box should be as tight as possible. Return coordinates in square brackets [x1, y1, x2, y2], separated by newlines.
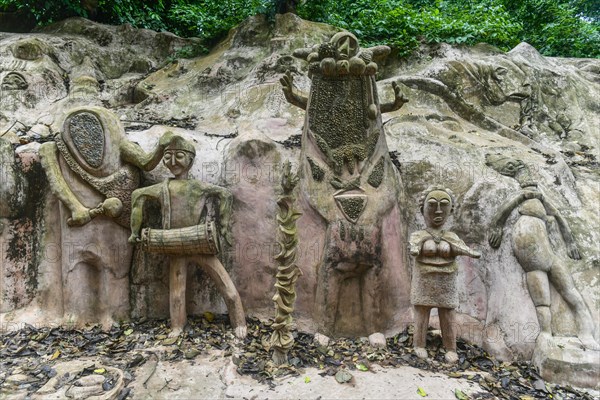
[128, 233, 141, 244]
[392, 81, 409, 106]
[409, 243, 420, 256]
[158, 131, 176, 148]
[470, 249, 482, 259]
[67, 209, 91, 227]
[280, 70, 295, 104]
[488, 226, 503, 248]
[567, 242, 581, 260]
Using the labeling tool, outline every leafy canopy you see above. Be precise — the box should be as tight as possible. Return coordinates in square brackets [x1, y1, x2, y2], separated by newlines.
[0, 0, 597, 58]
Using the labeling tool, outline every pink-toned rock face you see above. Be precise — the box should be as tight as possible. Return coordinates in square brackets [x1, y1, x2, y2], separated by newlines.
[1, 17, 599, 390]
[278, 33, 410, 337]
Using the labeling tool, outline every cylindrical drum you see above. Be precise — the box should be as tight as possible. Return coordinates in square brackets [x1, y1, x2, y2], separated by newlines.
[141, 221, 220, 255]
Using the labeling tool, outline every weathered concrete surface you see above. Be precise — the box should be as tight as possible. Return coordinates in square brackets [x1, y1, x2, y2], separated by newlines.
[2, 351, 489, 400]
[0, 13, 599, 388]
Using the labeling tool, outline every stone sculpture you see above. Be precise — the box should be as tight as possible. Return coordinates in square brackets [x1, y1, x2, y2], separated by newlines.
[282, 32, 408, 339]
[409, 187, 481, 363]
[486, 154, 599, 350]
[39, 106, 172, 329]
[129, 134, 246, 339]
[270, 161, 302, 365]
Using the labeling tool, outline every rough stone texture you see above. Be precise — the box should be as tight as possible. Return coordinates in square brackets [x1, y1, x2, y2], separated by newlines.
[532, 336, 600, 390]
[0, 14, 598, 388]
[1, 351, 492, 400]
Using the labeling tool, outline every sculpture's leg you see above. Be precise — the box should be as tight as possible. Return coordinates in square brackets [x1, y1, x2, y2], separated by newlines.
[360, 265, 381, 334]
[63, 261, 100, 328]
[548, 262, 600, 350]
[169, 256, 187, 337]
[102, 270, 129, 331]
[413, 305, 432, 359]
[439, 307, 458, 363]
[196, 255, 247, 339]
[526, 270, 552, 345]
[314, 263, 342, 336]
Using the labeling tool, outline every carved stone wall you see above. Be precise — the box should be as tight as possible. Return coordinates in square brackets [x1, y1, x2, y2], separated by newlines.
[0, 15, 598, 387]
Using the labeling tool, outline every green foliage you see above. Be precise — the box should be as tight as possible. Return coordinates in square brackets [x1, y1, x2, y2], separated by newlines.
[500, 0, 599, 58]
[298, 0, 522, 56]
[0, 0, 271, 46]
[0, 0, 89, 24]
[0, 0, 598, 58]
[299, 0, 598, 58]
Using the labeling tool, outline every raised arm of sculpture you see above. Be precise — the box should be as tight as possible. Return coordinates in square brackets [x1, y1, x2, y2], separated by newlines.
[280, 70, 307, 110]
[488, 190, 542, 248]
[120, 130, 176, 171]
[128, 185, 162, 243]
[541, 197, 581, 260]
[39, 142, 91, 226]
[380, 81, 409, 114]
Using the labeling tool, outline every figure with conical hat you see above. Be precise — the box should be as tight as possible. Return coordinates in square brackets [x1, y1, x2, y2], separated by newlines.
[129, 134, 246, 339]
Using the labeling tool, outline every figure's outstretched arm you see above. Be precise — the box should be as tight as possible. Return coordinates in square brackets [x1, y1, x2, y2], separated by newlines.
[39, 142, 91, 226]
[542, 198, 581, 259]
[452, 244, 482, 259]
[488, 191, 538, 248]
[128, 187, 161, 243]
[121, 131, 175, 171]
[380, 81, 409, 114]
[280, 70, 307, 110]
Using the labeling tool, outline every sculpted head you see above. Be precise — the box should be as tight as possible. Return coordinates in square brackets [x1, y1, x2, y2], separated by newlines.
[330, 32, 359, 59]
[485, 153, 536, 188]
[419, 186, 455, 229]
[163, 135, 196, 179]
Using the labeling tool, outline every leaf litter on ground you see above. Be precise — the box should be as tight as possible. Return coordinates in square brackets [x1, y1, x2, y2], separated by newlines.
[0, 316, 596, 400]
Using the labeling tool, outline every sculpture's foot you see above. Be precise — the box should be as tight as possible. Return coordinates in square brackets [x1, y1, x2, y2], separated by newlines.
[578, 334, 600, 351]
[234, 325, 247, 340]
[414, 347, 428, 359]
[536, 332, 554, 349]
[100, 315, 116, 332]
[169, 327, 183, 338]
[444, 351, 458, 364]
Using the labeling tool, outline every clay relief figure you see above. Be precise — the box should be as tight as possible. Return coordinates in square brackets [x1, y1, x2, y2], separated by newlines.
[129, 134, 246, 339]
[281, 32, 408, 339]
[409, 187, 481, 363]
[486, 154, 599, 350]
[39, 106, 173, 329]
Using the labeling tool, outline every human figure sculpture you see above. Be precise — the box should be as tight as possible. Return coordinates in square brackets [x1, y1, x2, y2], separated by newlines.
[486, 154, 599, 350]
[281, 32, 409, 339]
[409, 187, 481, 363]
[39, 107, 171, 329]
[129, 134, 247, 339]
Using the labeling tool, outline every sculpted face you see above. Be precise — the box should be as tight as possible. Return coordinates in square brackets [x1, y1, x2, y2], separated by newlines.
[163, 149, 194, 178]
[331, 32, 358, 59]
[423, 190, 452, 229]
